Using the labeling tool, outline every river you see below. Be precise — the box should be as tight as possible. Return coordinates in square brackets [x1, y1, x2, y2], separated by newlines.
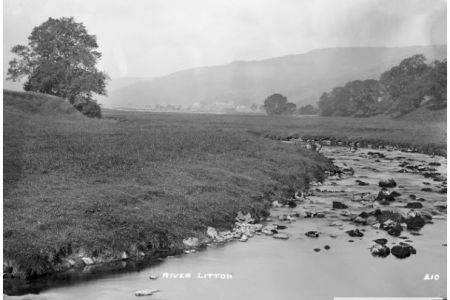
[5, 146, 447, 300]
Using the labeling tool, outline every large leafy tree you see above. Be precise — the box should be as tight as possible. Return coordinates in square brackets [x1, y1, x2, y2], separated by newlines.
[7, 17, 109, 107]
[263, 93, 297, 115]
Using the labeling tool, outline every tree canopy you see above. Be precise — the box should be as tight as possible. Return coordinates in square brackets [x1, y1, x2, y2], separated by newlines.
[7, 17, 108, 116]
[263, 93, 297, 115]
[318, 54, 447, 118]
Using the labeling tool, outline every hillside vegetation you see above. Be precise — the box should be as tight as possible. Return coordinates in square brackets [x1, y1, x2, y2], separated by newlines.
[318, 55, 447, 118]
[3, 90, 330, 279]
[106, 46, 446, 110]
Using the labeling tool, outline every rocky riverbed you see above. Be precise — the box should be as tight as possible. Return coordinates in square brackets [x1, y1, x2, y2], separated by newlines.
[5, 145, 447, 299]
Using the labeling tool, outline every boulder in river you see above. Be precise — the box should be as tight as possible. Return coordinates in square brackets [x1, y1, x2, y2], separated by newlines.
[239, 235, 249, 242]
[324, 245, 331, 250]
[272, 200, 283, 208]
[373, 238, 388, 245]
[354, 216, 367, 225]
[376, 189, 395, 203]
[355, 179, 369, 186]
[379, 179, 397, 188]
[391, 244, 416, 259]
[135, 289, 160, 296]
[404, 214, 425, 231]
[346, 229, 364, 237]
[405, 202, 423, 209]
[332, 201, 348, 209]
[273, 233, 289, 240]
[305, 231, 320, 238]
[370, 244, 390, 257]
[387, 224, 403, 237]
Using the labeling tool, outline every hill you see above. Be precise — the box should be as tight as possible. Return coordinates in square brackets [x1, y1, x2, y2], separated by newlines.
[105, 45, 446, 110]
[3, 90, 80, 117]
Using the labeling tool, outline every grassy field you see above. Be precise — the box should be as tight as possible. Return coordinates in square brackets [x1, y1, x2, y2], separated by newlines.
[3, 90, 446, 279]
[3, 90, 331, 278]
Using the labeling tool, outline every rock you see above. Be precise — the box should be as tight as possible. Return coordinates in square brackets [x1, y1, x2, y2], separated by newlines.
[379, 179, 397, 188]
[376, 189, 395, 202]
[149, 275, 159, 280]
[390, 190, 401, 197]
[278, 215, 288, 221]
[421, 187, 433, 192]
[370, 244, 390, 257]
[276, 224, 288, 230]
[373, 238, 388, 245]
[313, 248, 321, 252]
[346, 229, 364, 237]
[332, 201, 348, 209]
[135, 289, 160, 296]
[368, 151, 385, 159]
[239, 235, 249, 242]
[342, 167, 355, 175]
[324, 245, 330, 250]
[121, 252, 129, 260]
[355, 179, 369, 186]
[207, 227, 219, 239]
[183, 237, 200, 248]
[348, 240, 354, 243]
[358, 211, 369, 218]
[272, 201, 283, 208]
[354, 216, 367, 225]
[405, 202, 423, 209]
[305, 231, 319, 238]
[387, 224, 403, 237]
[81, 257, 94, 265]
[391, 244, 417, 259]
[366, 216, 378, 225]
[372, 223, 381, 229]
[286, 200, 297, 208]
[273, 233, 289, 240]
[405, 214, 425, 230]
[236, 211, 254, 223]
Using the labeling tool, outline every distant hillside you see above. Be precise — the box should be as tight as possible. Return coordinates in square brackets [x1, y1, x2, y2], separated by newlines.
[106, 45, 446, 110]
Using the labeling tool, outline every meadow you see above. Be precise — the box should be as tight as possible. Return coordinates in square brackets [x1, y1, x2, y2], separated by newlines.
[3, 90, 446, 279]
[3, 91, 330, 278]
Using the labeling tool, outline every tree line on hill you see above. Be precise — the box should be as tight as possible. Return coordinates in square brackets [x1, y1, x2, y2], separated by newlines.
[317, 54, 447, 118]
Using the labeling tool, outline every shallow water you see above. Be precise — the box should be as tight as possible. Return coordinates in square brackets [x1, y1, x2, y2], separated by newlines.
[7, 147, 447, 300]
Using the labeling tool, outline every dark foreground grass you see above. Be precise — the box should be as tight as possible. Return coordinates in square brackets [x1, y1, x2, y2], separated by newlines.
[4, 91, 331, 278]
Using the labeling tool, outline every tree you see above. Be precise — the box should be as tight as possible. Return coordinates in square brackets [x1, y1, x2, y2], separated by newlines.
[7, 17, 108, 118]
[263, 93, 297, 115]
[298, 104, 318, 115]
[250, 103, 258, 111]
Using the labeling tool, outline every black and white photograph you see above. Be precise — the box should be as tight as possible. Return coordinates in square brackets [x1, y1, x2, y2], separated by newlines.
[2, 0, 447, 299]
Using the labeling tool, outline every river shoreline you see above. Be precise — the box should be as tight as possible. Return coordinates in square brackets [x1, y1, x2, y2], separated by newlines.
[4, 142, 447, 297]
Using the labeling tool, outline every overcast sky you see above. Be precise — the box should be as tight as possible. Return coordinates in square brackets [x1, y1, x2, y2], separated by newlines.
[3, 0, 447, 81]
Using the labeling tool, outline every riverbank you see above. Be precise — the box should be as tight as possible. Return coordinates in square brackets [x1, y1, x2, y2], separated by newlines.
[5, 145, 447, 299]
[4, 91, 331, 283]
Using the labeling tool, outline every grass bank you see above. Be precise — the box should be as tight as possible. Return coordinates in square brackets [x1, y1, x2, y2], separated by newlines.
[3, 91, 331, 279]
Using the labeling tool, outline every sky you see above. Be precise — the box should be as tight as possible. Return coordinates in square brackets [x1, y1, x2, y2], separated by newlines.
[3, 0, 447, 84]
